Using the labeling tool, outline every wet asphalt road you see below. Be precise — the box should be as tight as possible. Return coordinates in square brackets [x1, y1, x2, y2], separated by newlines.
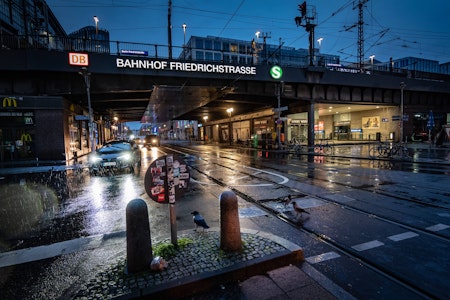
[0, 141, 449, 299]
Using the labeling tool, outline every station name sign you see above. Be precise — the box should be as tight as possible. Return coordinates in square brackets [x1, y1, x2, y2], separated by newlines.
[116, 58, 257, 75]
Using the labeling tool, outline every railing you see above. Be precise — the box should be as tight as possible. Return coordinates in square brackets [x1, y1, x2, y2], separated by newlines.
[2, 33, 450, 81]
[0, 33, 183, 60]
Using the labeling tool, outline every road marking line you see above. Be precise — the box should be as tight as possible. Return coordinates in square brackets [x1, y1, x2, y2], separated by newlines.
[351, 240, 384, 252]
[305, 251, 341, 264]
[426, 223, 450, 232]
[387, 231, 419, 242]
[244, 165, 289, 184]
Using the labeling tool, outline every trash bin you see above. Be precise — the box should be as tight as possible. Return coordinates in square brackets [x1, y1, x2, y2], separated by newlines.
[376, 132, 381, 141]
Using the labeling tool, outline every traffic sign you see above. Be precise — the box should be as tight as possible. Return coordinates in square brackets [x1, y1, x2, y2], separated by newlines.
[273, 106, 288, 112]
[144, 155, 190, 204]
[75, 115, 89, 121]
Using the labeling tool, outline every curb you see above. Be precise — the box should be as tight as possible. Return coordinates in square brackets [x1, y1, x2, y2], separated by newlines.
[114, 228, 304, 300]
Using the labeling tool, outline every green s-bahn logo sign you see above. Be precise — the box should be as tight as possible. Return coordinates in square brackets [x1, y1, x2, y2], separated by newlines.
[270, 65, 283, 80]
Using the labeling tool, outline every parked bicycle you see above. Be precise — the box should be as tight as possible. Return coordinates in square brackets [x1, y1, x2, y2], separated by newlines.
[314, 140, 334, 154]
[288, 137, 305, 155]
[369, 142, 411, 160]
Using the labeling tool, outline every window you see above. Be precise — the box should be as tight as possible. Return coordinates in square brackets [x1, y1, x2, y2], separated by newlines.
[195, 39, 203, 49]
[205, 40, 212, 50]
[205, 52, 213, 61]
[214, 41, 222, 51]
[230, 44, 238, 53]
[195, 51, 204, 60]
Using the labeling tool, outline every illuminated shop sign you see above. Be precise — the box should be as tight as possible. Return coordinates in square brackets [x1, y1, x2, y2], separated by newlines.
[116, 58, 257, 75]
[2, 97, 17, 108]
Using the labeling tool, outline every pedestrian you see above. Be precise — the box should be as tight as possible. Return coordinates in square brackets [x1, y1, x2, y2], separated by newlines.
[435, 127, 446, 146]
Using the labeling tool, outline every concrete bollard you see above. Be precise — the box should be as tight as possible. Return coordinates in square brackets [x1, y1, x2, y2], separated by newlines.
[219, 190, 242, 252]
[126, 198, 152, 273]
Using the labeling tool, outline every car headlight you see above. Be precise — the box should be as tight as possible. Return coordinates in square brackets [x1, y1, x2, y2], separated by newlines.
[89, 155, 102, 163]
[118, 153, 132, 161]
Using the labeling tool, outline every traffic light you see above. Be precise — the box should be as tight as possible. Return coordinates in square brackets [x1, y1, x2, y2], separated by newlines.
[299, 1, 306, 17]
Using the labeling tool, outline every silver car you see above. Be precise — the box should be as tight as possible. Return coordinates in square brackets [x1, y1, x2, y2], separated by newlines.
[89, 141, 140, 174]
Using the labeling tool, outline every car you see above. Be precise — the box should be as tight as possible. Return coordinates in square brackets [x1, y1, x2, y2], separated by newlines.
[89, 141, 141, 174]
[144, 134, 160, 147]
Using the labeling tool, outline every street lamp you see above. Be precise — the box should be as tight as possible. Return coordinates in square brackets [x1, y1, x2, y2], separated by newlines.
[369, 55, 375, 70]
[79, 67, 95, 152]
[317, 37, 323, 50]
[226, 108, 233, 145]
[93, 16, 99, 36]
[400, 82, 406, 143]
[182, 23, 187, 60]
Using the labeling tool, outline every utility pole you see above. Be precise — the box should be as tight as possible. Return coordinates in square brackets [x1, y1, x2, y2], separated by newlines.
[79, 67, 96, 153]
[261, 32, 271, 65]
[355, 0, 368, 72]
[294, 2, 317, 66]
[168, 0, 172, 59]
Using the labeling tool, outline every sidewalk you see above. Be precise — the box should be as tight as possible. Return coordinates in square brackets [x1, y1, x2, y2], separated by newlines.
[0, 228, 352, 299]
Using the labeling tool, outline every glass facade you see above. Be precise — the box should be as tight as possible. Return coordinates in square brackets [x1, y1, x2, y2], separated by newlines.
[184, 35, 339, 67]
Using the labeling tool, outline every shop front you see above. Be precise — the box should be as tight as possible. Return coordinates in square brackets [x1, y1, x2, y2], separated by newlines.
[0, 95, 97, 164]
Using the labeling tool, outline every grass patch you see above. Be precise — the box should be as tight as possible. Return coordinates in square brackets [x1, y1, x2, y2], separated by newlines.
[153, 237, 193, 258]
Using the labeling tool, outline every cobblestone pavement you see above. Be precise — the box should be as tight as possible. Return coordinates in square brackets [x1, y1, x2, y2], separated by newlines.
[71, 231, 286, 299]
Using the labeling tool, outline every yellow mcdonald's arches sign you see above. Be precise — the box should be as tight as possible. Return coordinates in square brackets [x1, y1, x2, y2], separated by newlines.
[21, 133, 32, 142]
[2, 97, 17, 108]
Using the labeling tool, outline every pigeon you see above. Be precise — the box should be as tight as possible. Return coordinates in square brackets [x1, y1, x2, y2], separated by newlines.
[191, 211, 210, 231]
[292, 201, 310, 218]
[283, 195, 293, 207]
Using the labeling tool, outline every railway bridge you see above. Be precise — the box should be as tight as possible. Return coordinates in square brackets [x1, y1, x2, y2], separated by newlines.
[1, 46, 449, 161]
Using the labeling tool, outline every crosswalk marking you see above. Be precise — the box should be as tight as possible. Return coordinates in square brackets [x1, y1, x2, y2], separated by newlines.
[352, 240, 384, 252]
[305, 251, 341, 264]
[426, 223, 450, 232]
[388, 231, 419, 242]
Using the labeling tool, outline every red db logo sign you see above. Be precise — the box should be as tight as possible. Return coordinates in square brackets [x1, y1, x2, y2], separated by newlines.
[69, 52, 89, 66]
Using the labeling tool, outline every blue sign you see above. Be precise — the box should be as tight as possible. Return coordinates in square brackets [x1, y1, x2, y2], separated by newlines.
[120, 49, 149, 56]
[427, 110, 435, 131]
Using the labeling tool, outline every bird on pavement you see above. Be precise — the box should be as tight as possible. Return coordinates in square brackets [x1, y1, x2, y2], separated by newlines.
[283, 195, 293, 207]
[292, 201, 310, 218]
[191, 211, 210, 231]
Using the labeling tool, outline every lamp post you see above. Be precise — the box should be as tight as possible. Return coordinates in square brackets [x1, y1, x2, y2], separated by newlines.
[93, 16, 99, 49]
[226, 108, 233, 145]
[93, 16, 99, 35]
[369, 55, 375, 71]
[79, 67, 95, 152]
[317, 37, 323, 51]
[182, 23, 187, 60]
[400, 82, 406, 143]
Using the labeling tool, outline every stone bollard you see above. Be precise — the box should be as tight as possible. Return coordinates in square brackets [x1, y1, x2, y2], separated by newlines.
[220, 190, 242, 252]
[126, 198, 152, 273]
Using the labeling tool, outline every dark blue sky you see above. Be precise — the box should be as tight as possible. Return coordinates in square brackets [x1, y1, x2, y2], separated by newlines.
[47, 0, 450, 64]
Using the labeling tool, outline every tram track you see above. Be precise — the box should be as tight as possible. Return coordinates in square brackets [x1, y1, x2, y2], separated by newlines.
[163, 144, 449, 299]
